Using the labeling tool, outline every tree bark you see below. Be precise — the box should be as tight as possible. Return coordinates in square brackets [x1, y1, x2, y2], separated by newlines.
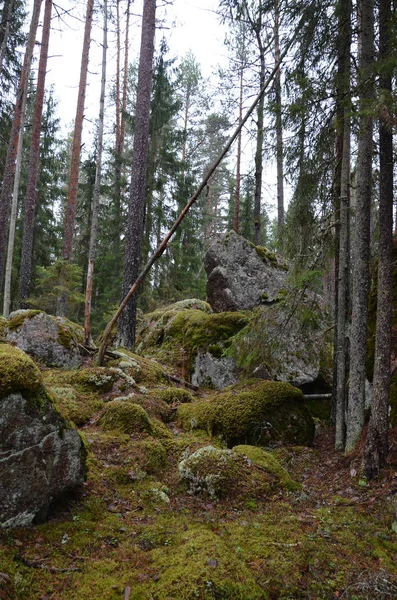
[253, 27, 265, 246]
[84, 0, 108, 345]
[335, 117, 350, 451]
[0, 0, 42, 298]
[234, 62, 243, 233]
[362, 0, 393, 478]
[57, 0, 94, 316]
[19, 0, 52, 307]
[345, 0, 374, 453]
[274, 0, 284, 231]
[116, 0, 157, 349]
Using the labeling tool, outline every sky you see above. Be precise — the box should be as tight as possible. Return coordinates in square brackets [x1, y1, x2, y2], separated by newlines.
[45, 0, 228, 130]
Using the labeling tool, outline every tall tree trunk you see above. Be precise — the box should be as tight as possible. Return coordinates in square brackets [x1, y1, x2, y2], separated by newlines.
[333, 0, 352, 446]
[116, 0, 157, 349]
[362, 0, 393, 478]
[345, 0, 374, 452]
[84, 0, 108, 345]
[0, 0, 15, 75]
[119, 0, 131, 157]
[57, 0, 94, 316]
[335, 117, 351, 450]
[253, 40, 265, 245]
[274, 0, 284, 231]
[0, 0, 42, 298]
[234, 63, 243, 233]
[18, 0, 52, 307]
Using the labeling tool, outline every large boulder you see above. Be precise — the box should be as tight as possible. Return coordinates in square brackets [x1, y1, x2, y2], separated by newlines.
[177, 379, 315, 448]
[4, 310, 84, 369]
[204, 231, 288, 312]
[0, 344, 86, 527]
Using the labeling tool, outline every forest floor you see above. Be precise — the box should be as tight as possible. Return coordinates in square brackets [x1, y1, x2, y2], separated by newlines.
[2, 369, 397, 600]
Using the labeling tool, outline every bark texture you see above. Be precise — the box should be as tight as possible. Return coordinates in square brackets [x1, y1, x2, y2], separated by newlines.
[0, 0, 42, 297]
[84, 0, 108, 345]
[363, 0, 393, 478]
[19, 0, 52, 307]
[116, 0, 157, 349]
[346, 0, 374, 452]
[274, 0, 284, 230]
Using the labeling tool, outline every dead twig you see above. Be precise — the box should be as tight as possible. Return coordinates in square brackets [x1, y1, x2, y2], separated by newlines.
[15, 554, 81, 573]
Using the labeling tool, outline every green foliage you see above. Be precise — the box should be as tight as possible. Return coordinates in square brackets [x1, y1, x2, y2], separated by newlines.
[28, 260, 84, 319]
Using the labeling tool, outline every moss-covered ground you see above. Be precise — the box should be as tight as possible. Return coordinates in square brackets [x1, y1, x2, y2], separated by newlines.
[2, 356, 397, 599]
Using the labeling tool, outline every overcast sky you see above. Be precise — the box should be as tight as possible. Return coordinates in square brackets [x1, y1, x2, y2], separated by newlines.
[44, 0, 228, 131]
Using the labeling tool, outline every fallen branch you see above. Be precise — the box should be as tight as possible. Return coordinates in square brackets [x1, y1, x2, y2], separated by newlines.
[96, 14, 308, 367]
[165, 373, 198, 391]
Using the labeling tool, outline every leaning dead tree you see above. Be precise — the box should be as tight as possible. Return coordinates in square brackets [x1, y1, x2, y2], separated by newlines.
[96, 21, 304, 365]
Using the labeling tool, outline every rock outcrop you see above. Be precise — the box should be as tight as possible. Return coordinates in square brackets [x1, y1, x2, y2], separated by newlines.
[0, 344, 86, 527]
[204, 231, 288, 313]
[4, 310, 84, 369]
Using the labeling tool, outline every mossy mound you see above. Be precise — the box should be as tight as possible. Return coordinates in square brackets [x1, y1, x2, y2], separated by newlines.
[178, 444, 295, 500]
[155, 386, 194, 405]
[137, 303, 248, 376]
[178, 379, 315, 447]
[68, 367, 122, 393]
[134, 439, 168, 473]
[0, 343, 43, 397]
[50, 385, 102, 426]
[126, 394, 173, 422]
[233, 445, 298, 491]
[108, 349, 166, 384]
[99, 400, 153, 435]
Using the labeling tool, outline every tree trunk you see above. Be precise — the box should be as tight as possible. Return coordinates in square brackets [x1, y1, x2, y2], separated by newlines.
[0, 0, 15, 75]
[119, 0, 131, 157]
[116, 0, 157, 349]
[19, 0, 52, 307]
[57, 0, 94, 316]
[274, 0, 284, 231]
[84, 0, 108, 345]
[345, 0, 374, 453]
[362, 0, 393, 478]
[253, 38, 265, 245]
[333, 0, 352, 445]
[0, 0, 42, 298]
[234, 63, 243, 233]
[335, 117, 350, 451]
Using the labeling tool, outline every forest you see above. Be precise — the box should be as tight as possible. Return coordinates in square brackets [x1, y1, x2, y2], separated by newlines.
[1, 0, 397, 598]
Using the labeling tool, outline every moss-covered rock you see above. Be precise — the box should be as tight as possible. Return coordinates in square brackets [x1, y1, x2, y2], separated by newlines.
[233, 445, 297, 491]
[4, 311, 84, 369]
[0, 343, 43, 397]
[137, 303, 248, 380]
[69, 367, 122, 393]
[178, 379, 315, 447]
[178, 444, 295, 500]
[135, 439, 168, 473]
[108, 349, 166, 384]
[155, 386, 194, 405]
[99, 400, 153, 435]
[50, 385, 102, 426]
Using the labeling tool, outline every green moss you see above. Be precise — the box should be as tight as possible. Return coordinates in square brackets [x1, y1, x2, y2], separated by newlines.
[0, 343, 43, 398]
[137, 304, 248, 375]
[99, 400, 153, 434]
[50, 385, 102, 426]
[6, 309, 42, 331]
[304, 397, 332, 422]
[136, 439, 168, 473]
[155, 386, 194, 405]
[233, 445, 298, 491]
[178, 379, 315, 447]
[57, 318, 85, 349]
[69, 368, 120, 393]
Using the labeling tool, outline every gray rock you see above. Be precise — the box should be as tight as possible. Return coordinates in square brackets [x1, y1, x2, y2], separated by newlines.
[5, 311, 84, 369]
[204, 231, 288, 312]
[0, 392, 86, 528]
[192, 352, 238, 389]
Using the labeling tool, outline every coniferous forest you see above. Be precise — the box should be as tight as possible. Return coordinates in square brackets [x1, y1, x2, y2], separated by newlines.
[1, 0, 397, 598]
